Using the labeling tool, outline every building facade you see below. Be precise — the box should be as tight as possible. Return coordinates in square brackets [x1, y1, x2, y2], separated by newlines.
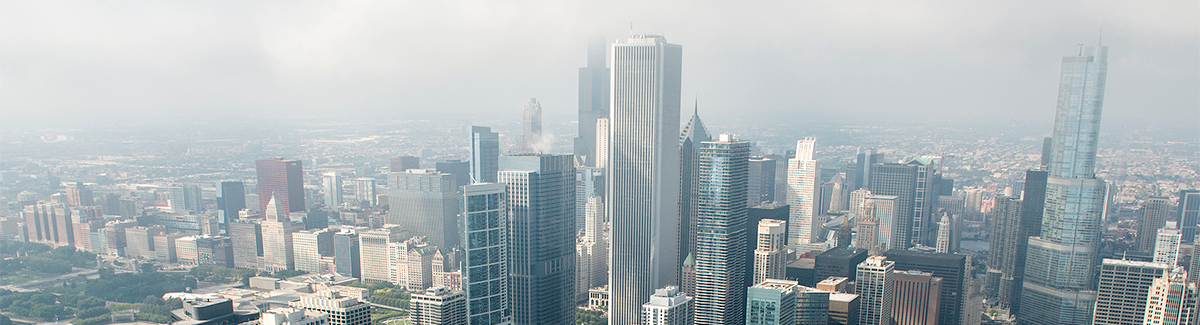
[693, 134, 750, 325]
[459, 183, 508, 325]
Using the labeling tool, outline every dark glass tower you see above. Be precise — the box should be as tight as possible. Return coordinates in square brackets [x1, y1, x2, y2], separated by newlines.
[573, 36, 610, 167]
[1180, 190, 1200, 243]
[216, 181, 245, 235]
[470, 126, 500, 183]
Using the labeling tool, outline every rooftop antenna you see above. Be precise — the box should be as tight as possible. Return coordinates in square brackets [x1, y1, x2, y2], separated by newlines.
[694, 97, 698, 116]
[1098, 24, 1104, 47]
[1078, 44, 1084, 55]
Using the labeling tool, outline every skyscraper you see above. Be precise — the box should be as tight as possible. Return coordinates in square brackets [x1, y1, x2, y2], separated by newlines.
[411, 287, 467, 325]
[351, 178, 376, 206]
[607, 34, 682, 325]
[869, 163, 917, 250]
[679, 107, 710, 278]
[469, 126, 500, 183]
[787, 137, 821, 251]
[692, 134, 750, 325]
[387, 169, 460, 249]
[576, 167, 604, 232]
[641, 286, 692, 325]
[1137, 197, 1173, 252]
[1092, 259, 1169, 325]
[290, 291, 371, 325]
[334, 229, 360, 278]
[745, 279, 799, 325]
[1178, 189, 1200, 243]
[935, 215, 951, 253]
[892, 270, 942, 325]
[794, 285, 832, 325]
[1155, 222, 1182, 268]
[815, 247, 869, 283]
[857, 256, 895, 325]
[595, 118, 610, 169]
[574, 36, 610, 167]
[256, 158, 306, 214]
[517, 99, 543, 153]
[748, 157, 777, 207]
[358, 225, 402, 283]
[1144, 267, 1198, 325]
[853, 147, 883, 191]
[323, 172, 343, 208]
[754, 219, 788, 284]
[985, 196, 1023, 309]
[883, 249, 967, 325]
[216, 181, 245, 235]
[497, 155, 575, 325]
[459, 183, 509, 325]
[436, 160, 472, 187]
[1019, 44, 1109, 325]
[293, 228, 333, 273]
[262, 196, 300, 272]
[229, 221, 262, 270]
[903, 156, 941, 247]
[391, 156, 420, 173]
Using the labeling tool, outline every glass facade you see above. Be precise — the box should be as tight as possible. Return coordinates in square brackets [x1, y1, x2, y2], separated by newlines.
[460, 183, 508, 325]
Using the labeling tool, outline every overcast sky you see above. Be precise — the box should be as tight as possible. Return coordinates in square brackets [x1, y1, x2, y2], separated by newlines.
[1, 1, 1196, 131]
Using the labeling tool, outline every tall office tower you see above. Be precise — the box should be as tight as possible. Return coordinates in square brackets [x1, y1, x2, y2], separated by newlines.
[262, 197, 300, 272]
[1138, 197, 1173, 252]
[641, 286, 692, 325]
[849, 189, 872, 217]
[1144, 267, 1198, 325]
[334, 229, 360, 278]
[754, 219, 788, 284]
[869, 163, 917, 249]
[1179, 190, 1200, 243]
[748, 157, 777, 207]
[293, 228, 334, 273]
[469, 126, 500, 183]
[595, 118, 610, 169]
[388, 237, 436, 290]
[495, 154, 575, 325]
[165, 186, 186, 213]
[516, 99, 543, 153]
[64, 182, 94, 206]
[692, 134, 750, 325]
[1040, 137, 1054, 168]
[679, 107, 711, 274]
[1005, 170, 1048, 316]
[892, 270, 942, 325]
[795, 286, 832, 325]
[745, 279, 799, 325]
[607, 34, 683, 325]
[391, 156, 420, 173]
[290, 291, 371, 325]
[229, 221, 262, 269]
[257, 158, 306, 214]
[857, 199, 880, 254]
[358, 225, 402, 283]
[411, 287, 467, 325]
[576, 167, 604, 232]
[829, 292, 861, 325]
[884, 249, 967, 325]
[826, 174, 847, 213]
[583, 196, 608, 288]
[816, 247, 870, 283]
[574, 36, 610, 167]
[867, 195, 901, 253]
[216, 181, 245, 235]
[322, 172, 343, 208]
[184, 185, 203, 212]
[787, 137, 821, 251]
[984, 196, 1023, 308]
[857, 256, 895, 325]
[902, 157, 941, 247]
[1019, 44, 1110, 325]
[853, 147, 883, 190]
[436, 160, 472, 187]
[935, 215, 951, 253]
[1156, 222, 1182, 267]
[459, 183, 509, 325]
[387, 169, 460, 249]
[351, 178, 376, 206]
[1092, 259, 1169, 325]
[21, 203, 72, 246]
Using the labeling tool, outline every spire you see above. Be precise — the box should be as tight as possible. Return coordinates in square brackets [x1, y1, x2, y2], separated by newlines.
[265, 194, 286, 222]
[680, 101, 710, 142]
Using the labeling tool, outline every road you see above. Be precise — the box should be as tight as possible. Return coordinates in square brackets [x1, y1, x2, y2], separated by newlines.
[0, 268, 98, 293]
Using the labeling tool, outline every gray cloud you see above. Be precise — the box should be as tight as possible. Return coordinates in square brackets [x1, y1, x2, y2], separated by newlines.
[1, 0, 1196, 129]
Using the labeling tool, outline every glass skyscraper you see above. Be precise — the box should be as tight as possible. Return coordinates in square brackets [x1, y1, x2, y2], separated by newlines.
[470, 126, 500, 183]
[1019, 44, 1109, 325]
[459, 183, 509, 325]
[693, 134, 750, 325]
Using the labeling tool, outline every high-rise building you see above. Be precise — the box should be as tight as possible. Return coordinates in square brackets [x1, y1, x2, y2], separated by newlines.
[866, 195, 901, 254]
[497, 154, 576, 325]
[754, 219, 788, 284]
[829, 292, 860, 325]
[351, 178, 376, 206]
[985, 196, 1023, 309]
[795, 286, 831, 325]
[935, 215, 951, 253]
[290, 290, 371, 325]
[256, 158, 306, 213]
[388, 237, 435, 290]
[469, 126, 499, 183]
[391, 156, 420, 173]
[64, 182, 94, 207]
[410, 287, 467, 325]
[387, 169, 460, 249]
[824, 174, 848, 214]
[679, 107, 710, 275]
[574, 36, 610, 168]
[333, 229, 360, 278]
[748, 157, 777, 207]
[1155, 222, 1182, 268]
[436, 160, 472, 188]
[1138, 197, 1173, 252]
[850, 148, 881, 191]
[358, 225, 402, 283]
[857, 256, 895, 325]
[787, 137, 821, 251]
[815, 246, 869, 283]
[1144, 267, 1198, 325]
[262, 196, 301, 272]
[607, 34, 683, 325]
[892, 270, 942, 325]
[576, 167, 604, 233]
[902, 157, 942, 247]
[1092, 259, 1169, 325]
[1178, 190, 1200, 243]
[693, 134, 750, 325]
[216, 181, 245, 235]
[869, 163, 917, 249]
[21, 203, 72, 247]
[517, 99, 543, 153]
[641, 286, 692, 325]
[595, 118, 610, 169]
[1019, 44, 1109, 325]
[745, 279, 799, 325]
[229, 221, 262, 270]
[580, 195, 607, 290]
[323, 172, 343, 208]
[883, 249, 967, 325]
[459, 183, 508, 325]
[293, 228, 334, 273]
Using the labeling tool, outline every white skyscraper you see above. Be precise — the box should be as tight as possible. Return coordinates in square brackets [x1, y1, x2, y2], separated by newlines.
[641, 286, 692, 325]
[1155, 221, 1182, 268]
[935, 214, 952, 253]
[518, 98, 543, 153]
[754, 219, 787, 285]
[607, 35, 683, 325]
[262, 196, 300, 272]
[595, 118, 610, 169]
[788, 137, 821, 251]
[323, 172, 343, 208]
[857, 256, 895, 325]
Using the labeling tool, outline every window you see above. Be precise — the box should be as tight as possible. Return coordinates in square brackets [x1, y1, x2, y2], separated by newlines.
[469, 195, 487, 212]
[469, 213, 488, 231]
